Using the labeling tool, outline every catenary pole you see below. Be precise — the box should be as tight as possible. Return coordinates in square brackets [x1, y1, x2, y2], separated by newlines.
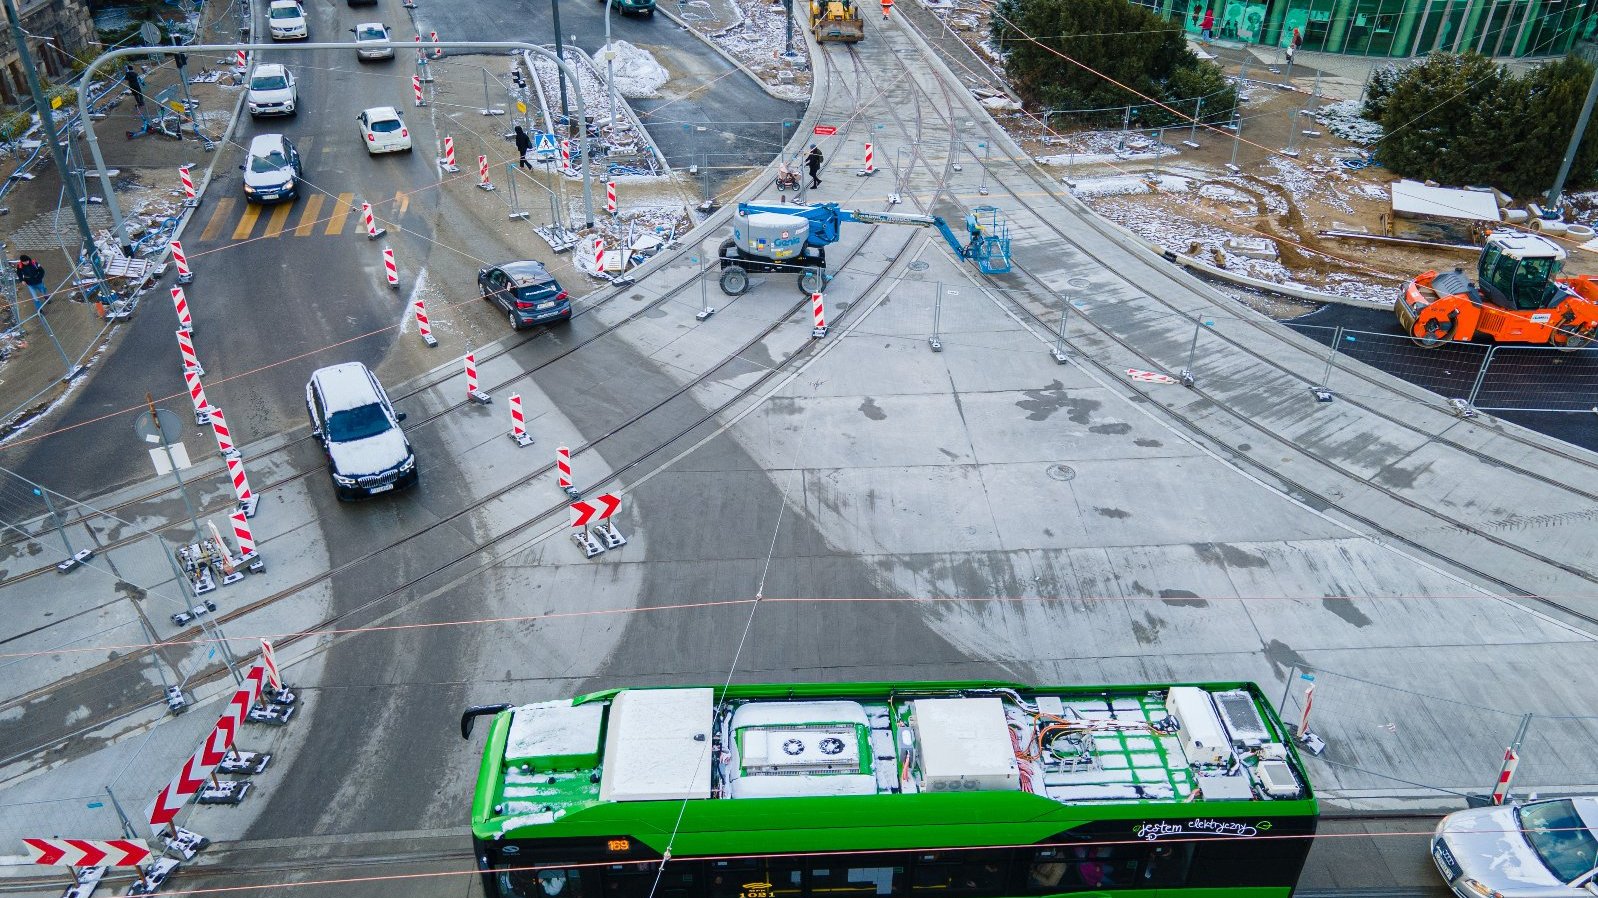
[1547, 64, 1598, 212]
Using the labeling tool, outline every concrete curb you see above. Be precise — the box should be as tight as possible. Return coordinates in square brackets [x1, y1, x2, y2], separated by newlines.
[1162, 248, 1391, 310]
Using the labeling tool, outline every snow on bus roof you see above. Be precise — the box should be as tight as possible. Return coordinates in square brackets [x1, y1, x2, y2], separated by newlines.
[599, 688, 714, 802]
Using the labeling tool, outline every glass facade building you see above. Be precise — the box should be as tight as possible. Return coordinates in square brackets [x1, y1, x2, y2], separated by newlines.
[1141, 0, 1598, 56]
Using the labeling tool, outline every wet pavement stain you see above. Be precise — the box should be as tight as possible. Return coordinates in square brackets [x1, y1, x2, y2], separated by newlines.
[1193, 542, 1269, 569]
[1322, 596, 1373, 628]
[1090, 422, 1132, 435]
[860, 397, 887, 421]
[1095, 507, 1131, 518]
[1159, 589, 1209, 607]
[1134, 437, 1162, 447]
[1016, 380, 1100, 424]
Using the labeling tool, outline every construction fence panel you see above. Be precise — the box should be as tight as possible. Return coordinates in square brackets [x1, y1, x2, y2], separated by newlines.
[1471, 344, 1598, 413]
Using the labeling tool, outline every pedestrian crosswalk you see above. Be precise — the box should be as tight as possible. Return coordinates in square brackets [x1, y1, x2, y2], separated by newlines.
[195, 191, 412, 243]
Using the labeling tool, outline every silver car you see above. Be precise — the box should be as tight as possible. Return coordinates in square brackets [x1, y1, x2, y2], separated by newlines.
[351, 22, 394, 60]
[1433, 797, 1598, 898]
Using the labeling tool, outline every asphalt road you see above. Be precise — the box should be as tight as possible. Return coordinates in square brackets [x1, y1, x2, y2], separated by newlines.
[1287, 304, 1598, 452]
[436, 0, 804, 183]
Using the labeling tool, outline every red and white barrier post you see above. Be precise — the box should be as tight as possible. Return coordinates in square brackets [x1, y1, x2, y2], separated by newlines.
[230, 509, 262, 568]
[226, 455, 257, 517]
[556, 445, 576, 495]
[592, 236, 606, 274]
[382, 247, 399, 288]
[170, 286, 193, 333]
[810, 291, 828, 338]
[560, 139, 572, 172]
[1490, 746, 1519, 805]
[176, 329, 203, 375]
[477, 154, 495, 191]
[606, 180, 617, 215]
[184, 369, 212, 425]
[438, 135, 459, 172]
[179, 164, 198, 208]
[362, 201, 386, 239]
[508, 393, 532, 446]
[1297, 683, 1315, 737]
[171, 239, 194, 284]
[210, 406, 238, 459]
[858, 142, 875, 176]
[234, 49, 246, 71]
[413, 74, 426, 107]
[413, 298, 437, 347]
[429, 30, 443, 58]
[464, 350, 491, 403]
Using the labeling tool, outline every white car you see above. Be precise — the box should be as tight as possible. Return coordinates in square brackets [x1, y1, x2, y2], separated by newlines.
[357, 106, 412, 154]
[245, 64, 297, 117]
[351, 22, 394, 61]
[1433, 797, 1598, 898]
[267, 0, 308, 39]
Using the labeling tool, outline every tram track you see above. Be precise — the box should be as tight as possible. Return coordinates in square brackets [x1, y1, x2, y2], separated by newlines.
[0, 145, 938, 768]
[876, 9, 1598, 615]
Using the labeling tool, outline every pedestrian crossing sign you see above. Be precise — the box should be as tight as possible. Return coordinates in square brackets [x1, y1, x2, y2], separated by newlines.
[533, 132, 558, 160]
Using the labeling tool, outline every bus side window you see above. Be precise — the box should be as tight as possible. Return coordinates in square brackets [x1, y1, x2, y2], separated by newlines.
[602, 862, 698, 898]
[910, 850, 1010, 896]
[809, 860, 904, 896]
[498, 867, 590, 898]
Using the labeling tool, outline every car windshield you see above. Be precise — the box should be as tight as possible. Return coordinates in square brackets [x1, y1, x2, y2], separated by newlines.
[1520, 801, 1598, 883]
[269, 5, 300, 18]
[250, 74, 288, 90]
[249, 150, 290, 173]
[326, 403, 392, 442]
[358, 26, 385, 39]
[369, 118, 402, 133]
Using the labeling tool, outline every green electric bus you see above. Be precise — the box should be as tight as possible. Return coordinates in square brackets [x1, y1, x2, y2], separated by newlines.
[462, 680, 1318, 898]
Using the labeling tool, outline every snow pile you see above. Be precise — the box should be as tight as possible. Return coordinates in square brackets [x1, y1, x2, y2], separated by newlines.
[1313, 100, 1383, 145]
[980, 95, 1021, 111]
[1069, 174, 1191, 197]
[705, 0, 812, 102]
[596, 41, 670, 99]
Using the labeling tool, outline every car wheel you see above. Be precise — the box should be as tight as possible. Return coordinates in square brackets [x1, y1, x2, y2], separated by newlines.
[508, 310, 523, 330]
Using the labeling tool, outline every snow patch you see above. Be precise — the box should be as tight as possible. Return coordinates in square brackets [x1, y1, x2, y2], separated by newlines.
[595, 41, 670, 99]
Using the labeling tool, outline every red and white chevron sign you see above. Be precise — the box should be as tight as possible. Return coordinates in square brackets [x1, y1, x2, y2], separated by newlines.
[146, 664, 267, 828]
[1126, 368, 1178, 384]
[569, 493, 621, 528]
[23, 837, 150, 867]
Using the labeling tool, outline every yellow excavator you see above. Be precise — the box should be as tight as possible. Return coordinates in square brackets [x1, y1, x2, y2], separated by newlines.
[810, 0, 864, 42]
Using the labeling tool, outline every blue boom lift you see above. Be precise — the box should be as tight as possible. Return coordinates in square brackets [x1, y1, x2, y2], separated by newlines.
[718, 202, 1012, 296]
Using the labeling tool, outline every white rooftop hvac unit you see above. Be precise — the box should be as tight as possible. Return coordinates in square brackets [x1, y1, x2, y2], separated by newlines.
[911, 698, 1019, 793]
[1254, 760, 1303, 799]
[1166, 687, 1229, 767]
[741, 727, 862, 774]
[1212, 690, 1270, 748]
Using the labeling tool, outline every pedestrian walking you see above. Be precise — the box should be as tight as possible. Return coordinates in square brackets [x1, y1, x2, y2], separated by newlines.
[1286, 25, 1302, 63]
[124, 65, 146, 112]
[1200, 7, 1214, 41]
[15, 255, 46, 313]
[805, 144, 823, 189]
[880, 0, 892, 20]
[513, 125, 534, 170]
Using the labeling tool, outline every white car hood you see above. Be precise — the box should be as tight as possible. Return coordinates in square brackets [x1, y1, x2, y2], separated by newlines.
[270, 15, 306, 30]
[1442, 805, 1564, 890]
[328, 427, 409, 477]
[244, 165, 294, 190]
[249, 86, 294, 105]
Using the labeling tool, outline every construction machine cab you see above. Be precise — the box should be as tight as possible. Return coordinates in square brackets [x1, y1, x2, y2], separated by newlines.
[1478, 233, 1566, 311]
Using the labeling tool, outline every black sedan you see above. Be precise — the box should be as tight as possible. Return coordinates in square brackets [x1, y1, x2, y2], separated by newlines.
[478, 261, 571, 329]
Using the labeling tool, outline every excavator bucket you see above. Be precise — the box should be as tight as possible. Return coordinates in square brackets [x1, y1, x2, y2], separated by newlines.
[965, 207, 1012, 275]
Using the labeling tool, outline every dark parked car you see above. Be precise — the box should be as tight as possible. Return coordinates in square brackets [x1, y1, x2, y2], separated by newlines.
[305, 362, 417, 500]
[478, 260, 571, 329]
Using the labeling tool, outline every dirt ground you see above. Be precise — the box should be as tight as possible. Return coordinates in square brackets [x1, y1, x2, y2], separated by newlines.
[926, 8, 1598, 312]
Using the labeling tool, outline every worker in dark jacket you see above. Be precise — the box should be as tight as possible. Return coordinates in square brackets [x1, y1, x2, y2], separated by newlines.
[805, 144, 823, 189]
[514, 126, 534, 170]
[15, 255, 46, 312]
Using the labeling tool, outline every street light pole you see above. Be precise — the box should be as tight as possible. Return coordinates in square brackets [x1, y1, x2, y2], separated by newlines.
[784, 0, 795, 57]
[551, 0, 570, 129]
[1, 0, 115, 304]
[604, 0, 617, 128]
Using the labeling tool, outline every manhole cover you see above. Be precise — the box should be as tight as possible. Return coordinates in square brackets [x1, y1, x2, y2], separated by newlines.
[1067, 277, 1090, 289]
[1046, 464, 1076, 482]
[908, 261, 929, 271]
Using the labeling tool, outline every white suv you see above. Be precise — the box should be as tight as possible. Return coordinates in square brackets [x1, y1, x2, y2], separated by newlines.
[246, 64, 297, 117]
[267, 0, 308, 39]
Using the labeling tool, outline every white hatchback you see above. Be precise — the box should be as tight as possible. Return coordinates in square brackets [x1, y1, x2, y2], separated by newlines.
[351, 22, 394, 61]
[357, 106, 411, 154]
[267, 0, 308, 39]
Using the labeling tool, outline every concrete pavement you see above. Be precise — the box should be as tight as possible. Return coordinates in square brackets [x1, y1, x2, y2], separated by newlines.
[7, 2, 1598, 897]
